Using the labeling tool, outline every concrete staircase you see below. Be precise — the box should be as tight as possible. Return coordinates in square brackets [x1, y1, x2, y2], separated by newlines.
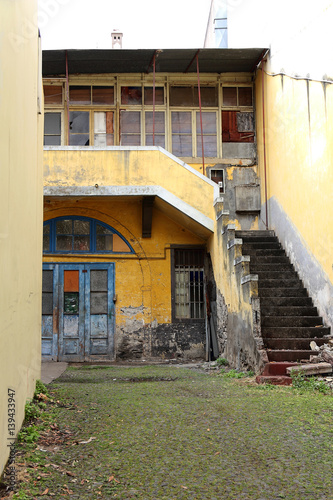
[236, 230, 331, 382]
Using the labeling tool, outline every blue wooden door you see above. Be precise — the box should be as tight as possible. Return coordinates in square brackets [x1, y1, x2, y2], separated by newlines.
[42, 263, 115, 361]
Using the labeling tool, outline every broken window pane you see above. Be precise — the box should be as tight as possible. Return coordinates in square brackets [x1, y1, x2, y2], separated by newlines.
[144, 87, 164, 105]
[120, 110, 141, 145]
[92, 86, 114, 105]
[223, 87, 237, 106]
[69, 86, 91, 104]
[97, 235, 113, 251]
[69, 111, 90, 146]
[121, 86, 142, 105]
[94, 111, 114, 146]
[44, 85, 63, 105]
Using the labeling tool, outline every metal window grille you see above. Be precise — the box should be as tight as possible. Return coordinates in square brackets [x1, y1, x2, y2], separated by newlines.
[174, 249, 204, 319]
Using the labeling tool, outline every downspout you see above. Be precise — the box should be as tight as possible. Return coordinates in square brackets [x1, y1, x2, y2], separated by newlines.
[261, 58, 268, 228]
[65, 50, 70, 146]
[153, 53, 156, 146]
[196, 54, 205, 176]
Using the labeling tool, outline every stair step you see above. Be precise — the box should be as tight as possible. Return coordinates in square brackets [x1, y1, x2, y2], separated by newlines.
[259, 287, 308, 297]
[262, 316, 323, 327]
[236, 230, 275, 240]
[260, 297, 313, 307]
[262, 326, 331, 338]
[244, 249, 286, 257]
[250, 263, 295, 272]
[261, 362, 299, 376]
[259, 279, 303, 289]
[256, 375, 293, 386]
[267, 350, 314, 362]
[261, 306, 318, 316]
[250, 256, 292, 265]
[242, 242, 281, 250]
[255, 271, 298, 280]
[264, 337, 328, 350]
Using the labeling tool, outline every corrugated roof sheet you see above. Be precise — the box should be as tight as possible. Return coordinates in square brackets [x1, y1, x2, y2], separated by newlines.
[42, 48, 268, 76]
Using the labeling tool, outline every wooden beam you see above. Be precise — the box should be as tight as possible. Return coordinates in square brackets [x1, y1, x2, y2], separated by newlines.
[142, 196, 155, 238]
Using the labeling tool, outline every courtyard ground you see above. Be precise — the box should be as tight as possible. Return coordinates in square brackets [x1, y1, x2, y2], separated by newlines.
[2, 363, 333, 500]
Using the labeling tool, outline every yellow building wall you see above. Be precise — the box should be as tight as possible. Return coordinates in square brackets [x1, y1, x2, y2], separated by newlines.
[0, 1, 43, 475]
[43, 197, 205, 356]
[256, 66, 333, 326]
[44, 149, 216, 221]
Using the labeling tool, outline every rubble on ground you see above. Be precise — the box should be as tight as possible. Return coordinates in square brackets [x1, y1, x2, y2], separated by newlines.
[309, 339, 333, 365]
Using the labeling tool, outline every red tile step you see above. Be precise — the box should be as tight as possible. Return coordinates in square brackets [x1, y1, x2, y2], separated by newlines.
[256, 362, 299, 386]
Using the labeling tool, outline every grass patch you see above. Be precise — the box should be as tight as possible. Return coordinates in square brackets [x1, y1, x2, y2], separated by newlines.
[5, 365, 333, 500]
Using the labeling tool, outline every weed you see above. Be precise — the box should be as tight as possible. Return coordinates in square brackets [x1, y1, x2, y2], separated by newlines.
[216, 357, 229, 367]
[256, 383, 276, 390]
[290, 370, 331, 394]
[222, 369, 247, 379]
[17, 425, 40, 444]
[34, 379, 49, 398]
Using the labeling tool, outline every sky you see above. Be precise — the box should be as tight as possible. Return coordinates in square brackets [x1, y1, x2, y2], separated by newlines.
[38, 0, 212, 50]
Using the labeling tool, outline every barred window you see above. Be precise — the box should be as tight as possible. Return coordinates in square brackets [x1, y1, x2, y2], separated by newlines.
[173, 248, 204, 320]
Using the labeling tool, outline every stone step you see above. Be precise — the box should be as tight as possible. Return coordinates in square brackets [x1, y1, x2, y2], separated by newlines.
[267, 350, 314, 362]
[243, 248, 286, 257]
[254, 270, 298, 280]
[250, 256, 292, 265]
[236, 230, 275, 240]
[259, 287, 309, 297]
[250, 263, 295, 272]
[264, 337, 328, 350]
[256, 362, 299, 386]
[258, 279, 303, 289]
[242, 242, 281, 250]
[261, 326, 331, 338]
[261, 306, 318, 316]
[262, 316, 323, 327]
[260, 297, 313, 307]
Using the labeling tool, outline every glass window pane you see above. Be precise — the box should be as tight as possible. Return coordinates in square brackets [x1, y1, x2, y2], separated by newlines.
[69, 86, 91, 104]
[120, 111, 141, 132]
[172, 135, 192, 157]
[145, 112, 165, 133]
[90, 270, 108, 291]
[44, 85, 62, 105]
[69, 134, 90, 146]
[239, 87, 253, 106]
[146, 135, 165, 148]
[96, 234, 113, 251]
[43, 235, 50, 251]
[44, 113, 61, 134]
[223, 87, 237, 106]
[197, 136, 217, 157]
[43, 224, 50, 234]
[42, 270, 53, 292]
[69, 111, 89, 133]
[121, 134, 141, 146]
[90, 292, 108, 314]
[92, 86, 114, 105]
[73, 220, 90, 234]
[197, 87, 218, 107]
[121, 86, 142, 105]
[42, 293, 53, 315]
[44, 136, 61, 146]
[196, 112, 217, 133]
[56, 220, 72, 234]
[96, 224, 113, 235]
[144, 87, 164, 105]
[56, 235, 72, 251]
[171, 112, 192, 133]
[73, 235, 90, 251]
[170, 87, 193, 106]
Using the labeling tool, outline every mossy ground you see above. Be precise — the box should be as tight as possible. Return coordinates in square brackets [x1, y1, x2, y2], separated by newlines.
[5, 365, 333, 499]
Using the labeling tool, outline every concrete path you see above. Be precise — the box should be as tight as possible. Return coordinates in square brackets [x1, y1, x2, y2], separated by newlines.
[41, 362, 68, 384]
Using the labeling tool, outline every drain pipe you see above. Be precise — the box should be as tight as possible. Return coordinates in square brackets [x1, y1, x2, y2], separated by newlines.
[196, 53, 205, 176]
[260, 56, 269, 229]
[65, 50, 70, 145]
